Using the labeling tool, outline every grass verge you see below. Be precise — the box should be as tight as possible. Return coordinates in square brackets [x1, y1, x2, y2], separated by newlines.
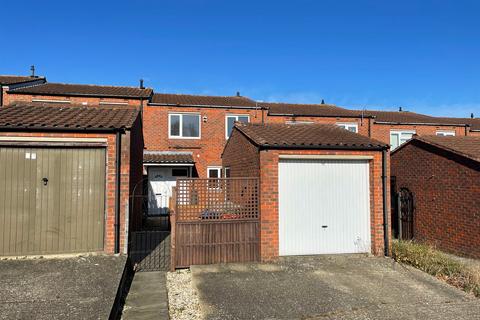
[391, 240, 480, 297]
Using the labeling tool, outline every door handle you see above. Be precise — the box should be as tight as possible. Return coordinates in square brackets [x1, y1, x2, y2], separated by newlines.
[321, 225, 328, 228]
[42, 177, 49, 186]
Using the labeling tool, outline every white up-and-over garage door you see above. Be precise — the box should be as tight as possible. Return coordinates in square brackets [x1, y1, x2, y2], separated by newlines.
[279, 158, 371, 256]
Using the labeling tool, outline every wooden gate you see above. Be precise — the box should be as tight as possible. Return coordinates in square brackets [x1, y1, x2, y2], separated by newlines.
[171, 178, 259, 269]
[397, 188, 415, 240]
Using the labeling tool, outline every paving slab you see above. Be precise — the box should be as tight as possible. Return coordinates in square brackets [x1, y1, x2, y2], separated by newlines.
[191, 254, 480, 320]
[122, 271, 169, 320]
[0, 254, 126, 320]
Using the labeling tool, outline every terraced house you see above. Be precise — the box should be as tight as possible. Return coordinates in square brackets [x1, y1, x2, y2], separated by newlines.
[0, 72, 478, 261]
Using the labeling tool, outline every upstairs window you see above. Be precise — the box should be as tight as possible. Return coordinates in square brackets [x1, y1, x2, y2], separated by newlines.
[337, 123, 358, 133]
[226, 115, 250, 138]
[390, 131, 415, 150]
[436, 131, 455, 137]
[169, 113, 201, 139]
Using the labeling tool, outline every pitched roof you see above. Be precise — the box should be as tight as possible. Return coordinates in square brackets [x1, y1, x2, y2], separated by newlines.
[433, 117, 480, 131]
[0, 103, 139, 131]
[363, 110, 469, 126]
[8, 82, 153, 99]
[232, 122, 388, 150]
[265, 102, 366, 118]
[150, 93, 257, 108]
[399, 135, 480, 163]
[0, 75, 45, 85]
[143, 151, 194, 164]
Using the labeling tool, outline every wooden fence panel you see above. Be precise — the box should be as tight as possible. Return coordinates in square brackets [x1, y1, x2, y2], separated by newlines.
[173, 178, 259, 269]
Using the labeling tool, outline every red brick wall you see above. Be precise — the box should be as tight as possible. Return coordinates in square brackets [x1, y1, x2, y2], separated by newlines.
[371, 123, 467, 145]
[265, 115, 371, 137]
[391, 141, 480, 258]
[223, 140, 390, 261]
[4, 92, 144, 107]
[468, 131, 480, 136]
[143, 104, 265, 177]
[221, 129, 260, 177]
[0, 131, 135, 254]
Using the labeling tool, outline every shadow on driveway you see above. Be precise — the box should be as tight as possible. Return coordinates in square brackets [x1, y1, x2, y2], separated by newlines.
[0, 255, 126, 320]
[191, 255, 480, 320]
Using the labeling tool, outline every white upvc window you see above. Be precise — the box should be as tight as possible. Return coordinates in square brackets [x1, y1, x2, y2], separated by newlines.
[337, 122, 358, 133]
[224, 167, 231, 178]
[226, 115, 250, 139]
[436, 130, 455, 136]
[390, 130, 415, 150]
[169, 113, 201, 139]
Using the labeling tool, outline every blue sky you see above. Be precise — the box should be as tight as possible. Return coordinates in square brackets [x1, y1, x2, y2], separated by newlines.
[1, 0, 479, 117]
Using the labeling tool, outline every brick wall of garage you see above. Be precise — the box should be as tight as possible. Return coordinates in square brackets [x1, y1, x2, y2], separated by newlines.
[3, 92, 145, 107]
[222, 129, 260, 177]
[370, 123, 467, 145]
[391, 141, 480, 258]
[468, 131, 480, 136]
[265, 115, 372, 137]
[0, 130, 136, 254]
[143, 104, 266, 177]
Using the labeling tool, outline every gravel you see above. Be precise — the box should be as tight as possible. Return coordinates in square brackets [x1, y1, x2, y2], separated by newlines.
[167, 269, 202, 320]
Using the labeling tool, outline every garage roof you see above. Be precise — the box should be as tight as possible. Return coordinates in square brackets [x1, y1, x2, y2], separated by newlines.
[0, 103, 139, 131]
[143, 151, 194, 164]
[397, 135, 480, 163]
[232, 122, 388, 150]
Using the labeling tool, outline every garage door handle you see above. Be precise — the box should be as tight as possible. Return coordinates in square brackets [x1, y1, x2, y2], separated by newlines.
[322, 225, 328, 228]
[42, 177, 49, 186]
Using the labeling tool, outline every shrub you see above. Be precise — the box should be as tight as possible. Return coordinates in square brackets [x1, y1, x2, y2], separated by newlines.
[391, 240, 480, 297]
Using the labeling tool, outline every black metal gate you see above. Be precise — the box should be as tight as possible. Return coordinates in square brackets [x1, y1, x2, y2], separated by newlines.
[129, 231, 171, 271]
[397, 188, 415, 240]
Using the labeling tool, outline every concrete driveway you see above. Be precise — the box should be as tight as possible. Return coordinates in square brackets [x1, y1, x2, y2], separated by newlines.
[0, 255, 126, 320]
[191, 255, 480, 320]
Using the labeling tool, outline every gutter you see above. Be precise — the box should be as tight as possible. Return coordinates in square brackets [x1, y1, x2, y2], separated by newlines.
[0, 126, 126, 133]
[148, 102, 262, 110]
[382, 149, 389, 256]
[114, 131, 122, 254]
[268, 113, 375, 119]
[375, 121, 469, 127]
[257, 144, 388, 151]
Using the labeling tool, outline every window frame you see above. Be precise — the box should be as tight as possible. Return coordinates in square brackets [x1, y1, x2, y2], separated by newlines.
[225, 114, 250, 139]
[168, 112, 201, 139]
[207, 166, 223, 189]
[224, 167, 231, 178]
[436, 130, 455, 137]
[390, 130, 416, 150]
[336, 122, 358, 133]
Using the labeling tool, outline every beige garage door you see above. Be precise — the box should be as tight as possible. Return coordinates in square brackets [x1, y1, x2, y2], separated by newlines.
[0, 147, 106, 256]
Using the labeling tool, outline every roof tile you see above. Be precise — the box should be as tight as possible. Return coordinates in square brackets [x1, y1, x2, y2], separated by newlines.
[150, 93, 257, 107]
[0, 103, 139, 130]
[143, 151, 194, 164]
[9, 82, 152, 99]
[233, 122, 388, 150]
[412, 135, 480, 162]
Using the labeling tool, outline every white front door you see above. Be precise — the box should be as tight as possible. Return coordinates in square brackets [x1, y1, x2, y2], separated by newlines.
[147, 167, 189, 215]
[279, 159, 371, 255]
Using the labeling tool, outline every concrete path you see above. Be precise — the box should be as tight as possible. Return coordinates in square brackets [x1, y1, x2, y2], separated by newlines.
[122, 271, 169, 319]
[191, 255, 480, 320]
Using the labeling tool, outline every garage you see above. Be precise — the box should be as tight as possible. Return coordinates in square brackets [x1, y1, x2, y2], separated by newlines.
[222, 122, 390, 261]
[0, 147, 105, 256]
[0, 102, 143, 256]
[278, 158, 370, 255]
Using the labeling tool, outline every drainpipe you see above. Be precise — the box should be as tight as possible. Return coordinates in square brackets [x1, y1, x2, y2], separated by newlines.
[382, 149, 389, 256]
[114, 131, 122, 254]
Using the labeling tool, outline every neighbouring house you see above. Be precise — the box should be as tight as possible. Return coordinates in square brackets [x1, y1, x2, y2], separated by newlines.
[0, 102, 143, 256]
[0, 75, 46, 106]
[142, 93, 265, 215]
[364, 110, 470, 150]
[222, 122, 390, 261]
[263, 101, 374, 135]
[391, 135, 480, 258]
[4, 81, 152, 108]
